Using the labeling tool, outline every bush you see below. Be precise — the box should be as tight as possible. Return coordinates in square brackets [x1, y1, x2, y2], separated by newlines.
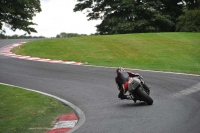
[176, 10, 200, 32]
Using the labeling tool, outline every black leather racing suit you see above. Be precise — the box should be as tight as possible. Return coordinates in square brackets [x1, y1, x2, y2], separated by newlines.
[115, 71, 139, 99]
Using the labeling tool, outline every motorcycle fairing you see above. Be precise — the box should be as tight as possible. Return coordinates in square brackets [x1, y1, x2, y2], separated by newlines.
[128, 78, 141, 92]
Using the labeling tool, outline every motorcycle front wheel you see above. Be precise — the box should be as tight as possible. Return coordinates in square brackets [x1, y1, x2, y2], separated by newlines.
[136, 87, 153, 105]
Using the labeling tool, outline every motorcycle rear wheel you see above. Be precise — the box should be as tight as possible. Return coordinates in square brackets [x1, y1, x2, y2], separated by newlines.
[136, 87, 153, 105]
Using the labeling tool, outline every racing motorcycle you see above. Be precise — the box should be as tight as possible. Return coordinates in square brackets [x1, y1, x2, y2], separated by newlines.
[117, 72, 153, 105]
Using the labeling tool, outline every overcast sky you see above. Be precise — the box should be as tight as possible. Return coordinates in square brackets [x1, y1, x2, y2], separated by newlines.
[3, 0, 101, 37]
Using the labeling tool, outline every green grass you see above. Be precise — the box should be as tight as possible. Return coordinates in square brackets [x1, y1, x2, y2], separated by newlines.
[12, 32, 200, 74]
[0, 84, 73, 133]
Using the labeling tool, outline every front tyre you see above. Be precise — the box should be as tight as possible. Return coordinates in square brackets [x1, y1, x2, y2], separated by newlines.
[136, 87, 153, 105]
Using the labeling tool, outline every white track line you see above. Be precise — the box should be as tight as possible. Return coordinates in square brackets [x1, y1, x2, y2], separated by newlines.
[170, 83, 200, 98]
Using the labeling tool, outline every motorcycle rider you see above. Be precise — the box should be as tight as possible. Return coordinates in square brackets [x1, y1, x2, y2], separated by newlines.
[115, 67, 150, 102]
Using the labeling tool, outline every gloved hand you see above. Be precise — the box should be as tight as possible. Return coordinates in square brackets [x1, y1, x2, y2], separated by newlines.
[139, 75, 143, 79]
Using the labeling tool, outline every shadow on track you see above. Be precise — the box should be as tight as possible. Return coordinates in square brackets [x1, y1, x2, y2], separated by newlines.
[117, 101, 152, 108]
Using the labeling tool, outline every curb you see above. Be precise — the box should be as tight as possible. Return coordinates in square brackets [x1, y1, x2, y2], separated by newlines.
[0, 42, 83, 65]
[0, 83, 85, 133]
[46, 113, 78, 133]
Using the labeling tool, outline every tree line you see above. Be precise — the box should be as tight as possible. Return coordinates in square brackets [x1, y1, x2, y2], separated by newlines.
[0, 32, 88, 39]
[1, 0, 199, 35]
[0, 33, 45, 39]
[74, 0, 200, 34]
[56, 32, 88, 38]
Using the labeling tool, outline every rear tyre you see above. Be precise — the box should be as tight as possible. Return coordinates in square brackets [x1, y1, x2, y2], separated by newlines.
[136, 87, 153, 105]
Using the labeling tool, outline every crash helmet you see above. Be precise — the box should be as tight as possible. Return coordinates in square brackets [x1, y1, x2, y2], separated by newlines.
[116, 67, 125, 73]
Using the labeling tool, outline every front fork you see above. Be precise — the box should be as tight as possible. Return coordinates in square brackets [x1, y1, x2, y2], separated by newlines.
[138, 76, 150, 95]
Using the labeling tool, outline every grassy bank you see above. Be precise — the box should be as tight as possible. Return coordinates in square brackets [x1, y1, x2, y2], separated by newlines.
[0, 84, 73, 133]
[12, 32, 200, 74]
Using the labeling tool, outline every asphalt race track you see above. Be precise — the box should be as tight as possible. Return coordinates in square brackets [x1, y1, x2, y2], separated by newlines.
[1, 39, 200, 133]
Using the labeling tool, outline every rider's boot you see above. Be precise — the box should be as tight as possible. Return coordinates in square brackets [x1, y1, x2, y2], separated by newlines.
[127, 95, 137, 103]
[133, 98, 137, 103]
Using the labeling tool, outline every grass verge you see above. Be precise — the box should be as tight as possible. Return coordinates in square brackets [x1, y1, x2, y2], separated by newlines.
[12, 32, 200, 74]
[0, 84, 74, 133]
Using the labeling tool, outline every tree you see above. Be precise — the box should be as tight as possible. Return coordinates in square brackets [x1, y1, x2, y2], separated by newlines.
[0, 33, 6, 39]
[75, 0, 200, 34]
[176, 0, 200, 32]
[97, 0, 175, 34]
[60, 32, 68, 38]
[158, 0, 184, 31]
[0, 0, 42, 34]
[184, 0, 200, 10]
[74, 0, 184, 34]
[56, 32, 87, 38]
